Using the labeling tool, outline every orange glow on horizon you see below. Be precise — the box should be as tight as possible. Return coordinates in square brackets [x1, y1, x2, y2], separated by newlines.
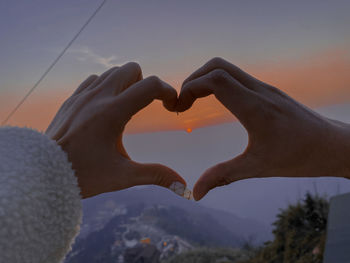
[1, 46, 350, 133]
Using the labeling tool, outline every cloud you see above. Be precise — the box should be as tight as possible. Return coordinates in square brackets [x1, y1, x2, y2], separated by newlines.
[2, 46, 350, 133]
[69, 46, 123, 68]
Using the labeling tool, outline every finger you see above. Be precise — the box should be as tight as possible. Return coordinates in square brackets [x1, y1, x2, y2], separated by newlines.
[114, 76, 178, 119]
[183, 57, 264, 91]
[177, 69, 259, 128]
[72, 74, 98, 95]
[178, 69, 247, 112]
[87, 66, 120, 90]
[116, 134, 130, 159]
[125, 161, 189, 197]
[193, 154, 253, 201]
[95, 62, 142, 96]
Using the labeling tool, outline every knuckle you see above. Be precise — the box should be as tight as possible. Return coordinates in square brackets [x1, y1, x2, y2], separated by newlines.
[110, 66, 119, 72]
[127, 62, 142, 75]
[63, 94, 79, 107]
[210, 57, 225, 66]
[263, 97, 284, 114]
[145, 76, 163, 97]
[61, 99, 71, 109]
[264, 84, 281, 94]
[89, 74, 98, 79]
[265, 84, 289, 100]
[249, 97, 282, 123]
[102, 67, 119, 77]
[147, 75, 161, 86]
[210, 69, 230, 85]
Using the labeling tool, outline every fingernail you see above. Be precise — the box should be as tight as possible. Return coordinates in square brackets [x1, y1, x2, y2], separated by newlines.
[183, 188, 194, 200]
[169, 182, 194, 200]
[169, 181, 185, 196]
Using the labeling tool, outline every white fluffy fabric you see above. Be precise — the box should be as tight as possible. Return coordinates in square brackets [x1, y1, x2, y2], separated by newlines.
[0, 127, 82, 263]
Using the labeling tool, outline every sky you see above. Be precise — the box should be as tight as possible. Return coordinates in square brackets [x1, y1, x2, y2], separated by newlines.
[123, 104, 350, 225]
[0, 0, 350, 132]
[1, 0, 350, 229]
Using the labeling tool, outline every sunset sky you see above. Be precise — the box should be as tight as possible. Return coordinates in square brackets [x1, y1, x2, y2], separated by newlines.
[1, 0, 350, 133]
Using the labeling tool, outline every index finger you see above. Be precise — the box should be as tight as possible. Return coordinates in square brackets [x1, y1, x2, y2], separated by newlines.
[95, 62, 142, 96]
[176, 69, 260, 130]
[183, 57, 264, 90]
[112, 76, 178, 121]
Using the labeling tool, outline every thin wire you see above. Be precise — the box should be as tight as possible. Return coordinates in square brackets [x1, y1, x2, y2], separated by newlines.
[1, 0, 107, 126]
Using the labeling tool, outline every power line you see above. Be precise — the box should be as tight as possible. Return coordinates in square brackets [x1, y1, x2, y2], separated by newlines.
[1, 0, 107, 126]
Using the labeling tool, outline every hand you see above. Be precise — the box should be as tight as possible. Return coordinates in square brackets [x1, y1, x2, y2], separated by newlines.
[46, 63, 186, 198]
[176, 57, 350, 201]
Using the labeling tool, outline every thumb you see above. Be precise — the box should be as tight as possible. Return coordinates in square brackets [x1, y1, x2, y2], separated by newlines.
[193, 154, 253, 201]
[126, 161, 190, 199]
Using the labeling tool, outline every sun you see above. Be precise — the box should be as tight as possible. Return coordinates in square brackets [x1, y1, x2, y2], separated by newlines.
[186, 128, 192, 133]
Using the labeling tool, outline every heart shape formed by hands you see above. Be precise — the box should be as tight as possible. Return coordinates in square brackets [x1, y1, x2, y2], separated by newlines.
[47, 58, 346, 201]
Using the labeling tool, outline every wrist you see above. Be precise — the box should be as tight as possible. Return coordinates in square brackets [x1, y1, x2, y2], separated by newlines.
[327, 119, 350, 180]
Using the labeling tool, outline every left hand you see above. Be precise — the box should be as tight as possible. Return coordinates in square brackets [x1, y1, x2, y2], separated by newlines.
[46, 63, 186, 198]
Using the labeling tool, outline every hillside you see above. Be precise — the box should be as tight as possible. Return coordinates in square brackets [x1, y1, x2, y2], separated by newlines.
[64, 187, 271, 263]
[79, 186, 271, 243]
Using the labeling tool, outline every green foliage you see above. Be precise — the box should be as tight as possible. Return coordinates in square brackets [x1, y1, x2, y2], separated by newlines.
[241, 193, 329, 263]
[164, 193, 329, 263]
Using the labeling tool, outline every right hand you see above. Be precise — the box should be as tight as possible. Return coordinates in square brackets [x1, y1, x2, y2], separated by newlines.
[176, 57, 350, 201]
